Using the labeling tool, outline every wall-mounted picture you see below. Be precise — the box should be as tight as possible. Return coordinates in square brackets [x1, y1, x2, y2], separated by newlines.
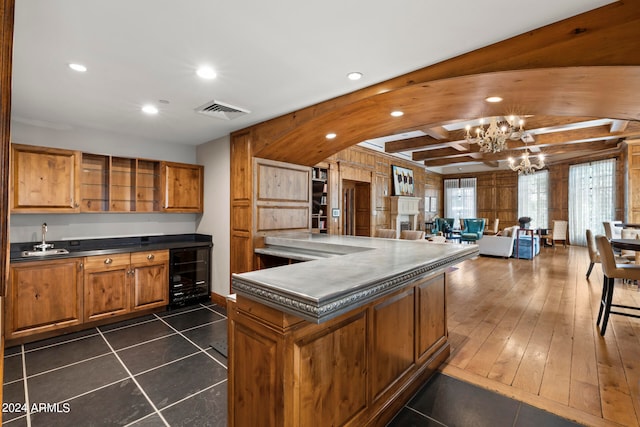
[392, 165, 414, 196]
[427, 196, 437, 212]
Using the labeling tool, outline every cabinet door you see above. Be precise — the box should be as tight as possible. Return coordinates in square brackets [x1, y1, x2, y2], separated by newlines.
[6, 259, 83, 340]
[83, 254, 131, 322]
[11, 144, 80, 212]
[161, 162, 203, 212]
[131, 250, 169, 311]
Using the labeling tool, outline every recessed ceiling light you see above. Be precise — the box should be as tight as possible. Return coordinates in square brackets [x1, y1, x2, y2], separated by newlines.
[196, 66, 217, 79]
[390, 111, 404, 117]
[68, 63, 87, 72]
[485, 96, 503, 103]
[347, 72, 363, 81]
[141, 105, 159, 115]
[326, 133, 337, 139]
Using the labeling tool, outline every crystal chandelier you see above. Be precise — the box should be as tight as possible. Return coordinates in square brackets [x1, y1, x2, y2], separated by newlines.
[464, 116, 525, 153]
[508, 148, 545, 175]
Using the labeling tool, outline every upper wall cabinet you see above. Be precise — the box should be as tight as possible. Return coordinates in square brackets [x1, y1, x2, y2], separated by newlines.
[161, 162, 204, 213]
[11, 144, 81, 213]
[11, 144, 203, 214]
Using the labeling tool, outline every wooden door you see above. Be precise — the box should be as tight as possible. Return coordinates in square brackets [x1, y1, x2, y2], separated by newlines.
[161, 162, 203, 212]
[6, 258, 83, 340]
[130, 250, 169, 311]
[83, 254, 131, 322]
[355, 182, 371, 236]
[11, 144, 80, 212]
[343, 180, 355, 235]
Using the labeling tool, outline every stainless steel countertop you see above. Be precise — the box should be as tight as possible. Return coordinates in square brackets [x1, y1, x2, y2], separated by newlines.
[232, 233, 478, 323]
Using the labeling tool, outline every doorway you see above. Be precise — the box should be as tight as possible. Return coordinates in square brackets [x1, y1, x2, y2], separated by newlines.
[342, 180, 371, 236]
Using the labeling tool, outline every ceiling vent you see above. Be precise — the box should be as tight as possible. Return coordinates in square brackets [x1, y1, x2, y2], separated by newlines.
[195, 99, 250, 120]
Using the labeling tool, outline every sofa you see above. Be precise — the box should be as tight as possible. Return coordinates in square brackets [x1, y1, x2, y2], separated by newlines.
[478, 225, 519, 258]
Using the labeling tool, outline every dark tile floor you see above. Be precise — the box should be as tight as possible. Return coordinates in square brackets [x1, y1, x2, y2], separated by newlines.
[2, 303, 228, 426]
[3, 302, 584, 427]
[387, 373, 585, 427]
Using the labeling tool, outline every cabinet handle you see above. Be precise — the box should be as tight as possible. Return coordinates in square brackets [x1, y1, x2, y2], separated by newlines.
[147, 254, 155, 261]
[104, 258, 113, 265]
[79, 262, 83, 271]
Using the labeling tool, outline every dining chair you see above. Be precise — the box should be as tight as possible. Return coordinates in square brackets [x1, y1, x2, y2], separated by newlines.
[594, 235, 640, 335]
[603, 220, 623, 240]
[375, 228, 397, 239]
[400, 230, 425, 240]
[585, 229, 629, 279]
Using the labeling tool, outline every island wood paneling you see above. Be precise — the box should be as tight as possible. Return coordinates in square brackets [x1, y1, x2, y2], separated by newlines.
[228, 270, 450, 427]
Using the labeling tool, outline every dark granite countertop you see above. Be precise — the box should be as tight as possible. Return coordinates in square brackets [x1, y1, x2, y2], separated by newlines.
[10, 233, 213, 263]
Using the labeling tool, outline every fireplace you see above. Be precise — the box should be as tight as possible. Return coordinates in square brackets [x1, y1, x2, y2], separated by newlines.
[390, 196, 421, 238]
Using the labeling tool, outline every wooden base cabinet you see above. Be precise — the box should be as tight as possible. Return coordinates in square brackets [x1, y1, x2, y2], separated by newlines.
[84, 250, 168, 322]
[228, 272, 449, 427]
[6, 258, 83, 340]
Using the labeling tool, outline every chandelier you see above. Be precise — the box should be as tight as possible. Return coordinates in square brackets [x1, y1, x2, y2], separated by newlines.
[464, 116, 525, 153]
[508, 148, 545, 175]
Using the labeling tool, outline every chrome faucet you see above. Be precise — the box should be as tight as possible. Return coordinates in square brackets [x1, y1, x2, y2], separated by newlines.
[33, 223, 54, 251]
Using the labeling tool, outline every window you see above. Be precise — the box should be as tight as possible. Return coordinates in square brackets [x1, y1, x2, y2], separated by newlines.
[518, 170, 549, 229]
[444, 178, 477, 228]
[568, 158, 616, 246]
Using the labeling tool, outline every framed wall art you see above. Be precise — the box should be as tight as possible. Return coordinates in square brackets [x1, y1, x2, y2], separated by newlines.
[392, 165, 414, 196]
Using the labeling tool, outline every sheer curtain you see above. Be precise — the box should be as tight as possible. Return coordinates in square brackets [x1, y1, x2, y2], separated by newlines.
[569, 158, 615, 246]
[444, 178, 477, 228]
[518, 171, 549, 229]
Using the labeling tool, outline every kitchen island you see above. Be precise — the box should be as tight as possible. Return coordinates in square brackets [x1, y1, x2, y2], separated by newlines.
[229, 233, 478, 427]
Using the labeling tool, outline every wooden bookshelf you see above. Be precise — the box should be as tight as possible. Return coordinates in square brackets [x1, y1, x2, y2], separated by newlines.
[311, 166, 329, 233]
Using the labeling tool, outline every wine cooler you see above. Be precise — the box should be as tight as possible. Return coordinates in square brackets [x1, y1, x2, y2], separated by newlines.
[169, 245, 212, 308]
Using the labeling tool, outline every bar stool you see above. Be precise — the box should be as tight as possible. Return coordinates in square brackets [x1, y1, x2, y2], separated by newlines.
[595, 235, 640, 335]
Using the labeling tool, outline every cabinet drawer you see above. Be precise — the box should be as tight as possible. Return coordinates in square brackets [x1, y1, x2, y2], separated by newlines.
[131, 250, 169, 265]
[84, 253, 131, 270]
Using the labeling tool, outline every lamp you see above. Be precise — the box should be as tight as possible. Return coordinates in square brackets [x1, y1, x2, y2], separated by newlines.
[464, 116, 525, 153]
[508, 148, 545, 175]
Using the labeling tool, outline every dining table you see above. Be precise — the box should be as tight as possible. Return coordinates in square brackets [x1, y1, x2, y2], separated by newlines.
[610, 238, 640, 251]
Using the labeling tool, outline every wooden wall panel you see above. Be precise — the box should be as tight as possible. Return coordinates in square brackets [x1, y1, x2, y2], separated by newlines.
[628, 141, 640, 223]
[256, 206, 310, 232]
[256, 162, 310, 203]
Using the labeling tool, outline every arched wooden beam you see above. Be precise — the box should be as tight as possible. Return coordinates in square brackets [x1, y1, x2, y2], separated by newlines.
[244, 0, 640, 165]
[254, 66, 640, 166]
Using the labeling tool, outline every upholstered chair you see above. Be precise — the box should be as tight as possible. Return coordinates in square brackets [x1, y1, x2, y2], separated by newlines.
[375, 228, 397, 239]
[460, 218, 485, 243]
[400, 230, 425, 240]
[549, 220, 568, 247]
[595, 234, 640, 335]
[586, 229, 629, 279]
[603, 221, 623, 240]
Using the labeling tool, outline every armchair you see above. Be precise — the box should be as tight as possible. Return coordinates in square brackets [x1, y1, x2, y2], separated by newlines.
[435, 218, 454, 236]
[461, 218, 485, 243]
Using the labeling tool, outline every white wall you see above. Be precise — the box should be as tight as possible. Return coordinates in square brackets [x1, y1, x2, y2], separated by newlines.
[196, 135, 231, 298]
[10, 121, 199, 241]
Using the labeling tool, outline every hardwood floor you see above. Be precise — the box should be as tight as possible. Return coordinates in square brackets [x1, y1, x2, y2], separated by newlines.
[442, 245, 640, 427]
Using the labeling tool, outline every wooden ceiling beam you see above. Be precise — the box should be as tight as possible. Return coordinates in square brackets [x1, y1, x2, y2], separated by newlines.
[412, 147, 470, 161]
[424, 156, 478, 167]
[421, 126, 449, 140]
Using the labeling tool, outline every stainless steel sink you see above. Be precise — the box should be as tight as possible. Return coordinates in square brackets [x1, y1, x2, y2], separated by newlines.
[21, 248, 70, 257]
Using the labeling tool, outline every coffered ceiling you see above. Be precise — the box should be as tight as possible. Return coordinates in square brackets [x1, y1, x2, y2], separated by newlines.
[12, 0, 637, 174]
